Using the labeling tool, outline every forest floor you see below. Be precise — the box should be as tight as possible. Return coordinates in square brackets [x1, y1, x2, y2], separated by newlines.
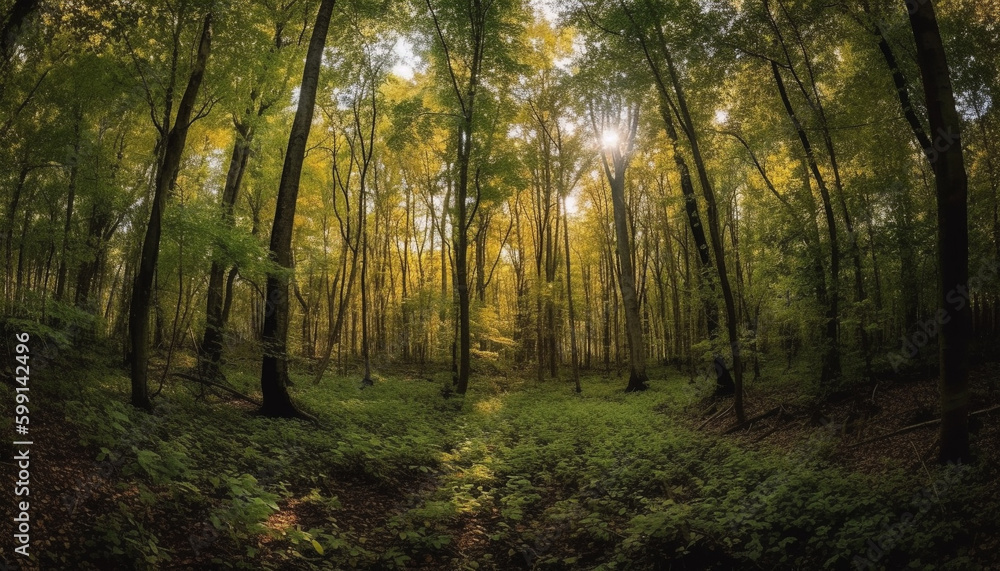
[1, 347, 999, 570]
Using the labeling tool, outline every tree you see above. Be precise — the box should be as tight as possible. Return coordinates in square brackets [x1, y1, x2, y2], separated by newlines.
[613, 0, 745, 414]
[199, 2, 296, 381]
[770, 58, 842, 386]
[0, 0, 39, 67]
[128, 11, 213, 410]
[562, 190, 581, 393]
[259, 0, 336, 418]
[590, 100, 648, 392]
[903, 0, 972, 463]
[423, 0, 525, 395]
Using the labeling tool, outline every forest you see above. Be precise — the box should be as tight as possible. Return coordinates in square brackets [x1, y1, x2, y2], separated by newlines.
[0, 0, 999, 568]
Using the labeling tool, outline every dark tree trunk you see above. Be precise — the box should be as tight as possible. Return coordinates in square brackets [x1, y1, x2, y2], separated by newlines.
[870, 12, 931, 335]
[773, 0, 871, 378]
[623, 1, 743, 402]
[360, 218, 372, 386]
[259, 0, 335, 418]
[56, 119, 81, 302]
[905, 0, 971, 464]
[667, 63, 745, 418]
[426, 0, 488, 396]
[128, 13, 212, 411]
[0, 0, 38, 66]
[4, 164, 28, 308]
[200, 127, 252, 380]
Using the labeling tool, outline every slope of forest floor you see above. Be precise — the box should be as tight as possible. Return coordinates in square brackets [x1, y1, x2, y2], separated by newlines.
[1, 345, 999, 570]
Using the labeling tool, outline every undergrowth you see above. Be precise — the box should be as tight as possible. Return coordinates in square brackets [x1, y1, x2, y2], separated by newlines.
[28, 347, 996, 570]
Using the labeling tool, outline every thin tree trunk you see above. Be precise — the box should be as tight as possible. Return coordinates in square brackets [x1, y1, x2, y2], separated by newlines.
[645, 30, 745, 418]
[772, 60, 841, 387]
[562, 194, 581, 393]
[56, 119, 81, 302]
[128, 13, 212, 411]
[360, 207, 372, 386]
[200, 125, 252, 380]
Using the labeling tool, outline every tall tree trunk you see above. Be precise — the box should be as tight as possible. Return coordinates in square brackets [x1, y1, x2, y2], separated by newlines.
[774, 0, 871, 378]
[657, 38, 744, 420]
[904, 0, 971, 463]
[4, 164, 28, 309]
[200, 124, 252, 380]
[562, 194, 581, 393]
[426, 0, 488, 395]
[596, 107, 648, 392]
[260, 0, 335, 418]
[626, 12, 729, 392]
[456, 159, 471, 394]
[870, 11, 932, 335]
[56, 118, 81, 303]
[128, 13, 212, 411]
[311, 144, 364, 384]
[772, 60, 841, 387]
[360, 209, 372, 386]
[400, 186, 411, 360]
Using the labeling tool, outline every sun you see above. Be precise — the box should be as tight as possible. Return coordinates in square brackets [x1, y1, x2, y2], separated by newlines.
[564, 193, 580, 216]
[601, 129, 620, 149]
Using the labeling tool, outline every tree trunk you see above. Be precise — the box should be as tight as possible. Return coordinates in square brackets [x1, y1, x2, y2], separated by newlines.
[128, 13, 212, 411]
[0, 0, 38, 66]
[563, 194, 581, 393]
[200, 125, 252, 380]
[56, 119, 81, 303]
[596, 108, 648, 392]
[658, 40, 744, 419]
[259, 0, 335, 418]
[772, 60, 841, 387]
[455, 149, 471, 393]
[905, 0, 971, 464]
[360, 214, 372, 386]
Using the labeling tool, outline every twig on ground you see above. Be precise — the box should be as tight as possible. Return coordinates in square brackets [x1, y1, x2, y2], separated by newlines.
[173, 372, 262, 406]
[848, 404, 1000, 448]
[698, 404, 733, 430]
[724, 406, 782, 435]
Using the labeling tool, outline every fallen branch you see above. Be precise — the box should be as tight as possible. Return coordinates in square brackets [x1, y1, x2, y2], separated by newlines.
[751, 424, 781, 443]
[698, 402, 719, 418]
[173, 372, 262, 407]
[724, 406, 782, 435]
[698, 404, 733, 430]
[849, 404, 1000, 448]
